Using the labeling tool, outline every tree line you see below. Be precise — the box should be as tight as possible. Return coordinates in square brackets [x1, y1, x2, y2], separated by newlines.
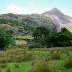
[29, 27, 72, 48]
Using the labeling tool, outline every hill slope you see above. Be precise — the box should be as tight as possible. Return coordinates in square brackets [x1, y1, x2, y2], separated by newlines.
[42, 8, 72, 32]
[0, 8, 72, 32]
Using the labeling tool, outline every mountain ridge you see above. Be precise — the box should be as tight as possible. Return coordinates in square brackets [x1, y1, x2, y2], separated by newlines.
[0, 8, 72, 32]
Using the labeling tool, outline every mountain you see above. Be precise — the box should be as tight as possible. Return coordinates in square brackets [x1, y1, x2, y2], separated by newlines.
[42, 8, 72, 32]
[0, 8, 72, 33]
[0, 13, 56, 31]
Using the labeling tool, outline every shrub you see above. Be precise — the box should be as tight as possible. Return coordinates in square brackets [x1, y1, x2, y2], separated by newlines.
[0, 29, 15, 50]
[0, 68, 2, 72]
[51, 52, 60, 60]
[66, 51, 70, 56]
[29, 60, 64, 72]
[6, 67, 11, 72]
[29, 61, 51, 72]
[0, 63, 7, 68]
[64, 56, 72, 69]
[14, 63, 19, 68]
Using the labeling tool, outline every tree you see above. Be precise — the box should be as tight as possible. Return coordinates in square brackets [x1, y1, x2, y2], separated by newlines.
[0, 29, 15, 50]
[32, 27, 72, 48]
[33, 27, 50, 47]
[50, 28, 72, 47]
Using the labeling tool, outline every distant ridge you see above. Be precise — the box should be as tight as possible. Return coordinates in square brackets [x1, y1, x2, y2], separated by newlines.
[0, 8, 72, 32]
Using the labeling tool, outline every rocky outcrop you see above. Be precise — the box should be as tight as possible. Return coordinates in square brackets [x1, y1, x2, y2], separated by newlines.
[0, 8, 72, 32]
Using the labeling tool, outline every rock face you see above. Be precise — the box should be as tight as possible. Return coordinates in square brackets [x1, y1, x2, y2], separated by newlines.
[42, 8, 72, 32]
[0, 8, 72, 32]
[0, 14, 56, 31]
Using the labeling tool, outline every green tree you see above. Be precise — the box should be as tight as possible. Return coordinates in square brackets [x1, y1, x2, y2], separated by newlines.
[50, 28, 72, 47]
[0, 29, 15, 50]
[33, 27, 50, 47]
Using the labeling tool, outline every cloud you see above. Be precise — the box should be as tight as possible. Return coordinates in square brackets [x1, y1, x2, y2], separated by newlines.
[6, 4, 43, 14]
[7, 4, 25, 14]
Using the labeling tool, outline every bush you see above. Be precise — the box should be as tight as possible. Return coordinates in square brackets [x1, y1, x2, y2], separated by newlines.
[29, 61, 51, 72]
[6, 67, 11, 72]
[0, 63, 7, 68]
[64, 56, 72, 69]
[29, 59, 64, 72]
[0, 29, 15, 50]
[14, 63, 19, 68]
[51, 52, 60, 60]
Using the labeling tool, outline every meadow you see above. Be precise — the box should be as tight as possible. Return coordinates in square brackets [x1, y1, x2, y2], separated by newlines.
[0, 46, 72, 72]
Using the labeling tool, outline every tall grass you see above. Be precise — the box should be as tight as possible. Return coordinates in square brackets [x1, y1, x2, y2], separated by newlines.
[0, 49, 34, 63]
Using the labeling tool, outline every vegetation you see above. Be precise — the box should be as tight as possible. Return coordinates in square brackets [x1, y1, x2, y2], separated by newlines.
[32, 27, 72, 48]
[0, 19, 72, 72]
[0, 18, 35, 35]
[0, 29, 15, 50]
[0, 47, 71, 72]
[0, 48, 33, 63]
[50, 28, 72, 47]
[32, 27, 50, 48]
[64, 56, 72, 69]
[0, 18, 21, 27]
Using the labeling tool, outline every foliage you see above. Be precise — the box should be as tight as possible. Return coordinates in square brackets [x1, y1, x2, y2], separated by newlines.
[6, 67, 11, 72]
[64, 56, 72, 69]
[0, 49, 34, 63]
[32, 27, 72, 48]
[0, 47, 72, 72]
[0, 18, 20, 27]
[51, 52, 60, 60]
[0, 29, 15, 50]
[50, 28, 72, 47]
[33, 27, 50, 48]
[29, 61, 52, 72]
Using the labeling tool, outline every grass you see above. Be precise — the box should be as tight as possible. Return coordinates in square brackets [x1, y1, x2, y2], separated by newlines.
[15, 34, 33, 45]
[2, 62, 32, 72]
[15, 35, 33, 39]
[0, 48, 34, 63]
[0, 47, 72, 72]
[16, 40, 27, 45]
[30, 50, 50, 56]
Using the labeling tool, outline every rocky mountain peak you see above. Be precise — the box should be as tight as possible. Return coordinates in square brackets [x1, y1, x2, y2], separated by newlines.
[0, 8, 72, 32]
[42, 8, 64, 17]
[42, 8, 71, 24]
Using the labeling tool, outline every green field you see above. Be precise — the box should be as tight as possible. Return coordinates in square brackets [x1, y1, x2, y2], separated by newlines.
[15, 35, 33, 39]
[0, 47, 72, 72]
[16, 40, 27, 45]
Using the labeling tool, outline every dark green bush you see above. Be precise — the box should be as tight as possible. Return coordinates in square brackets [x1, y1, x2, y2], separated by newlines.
[0, 63, 7, 68]
[14, 63, 19, 68]
[0, 29, 15, 50]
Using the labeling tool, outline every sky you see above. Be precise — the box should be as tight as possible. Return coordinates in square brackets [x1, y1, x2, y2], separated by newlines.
[0, 0, 72, 16]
